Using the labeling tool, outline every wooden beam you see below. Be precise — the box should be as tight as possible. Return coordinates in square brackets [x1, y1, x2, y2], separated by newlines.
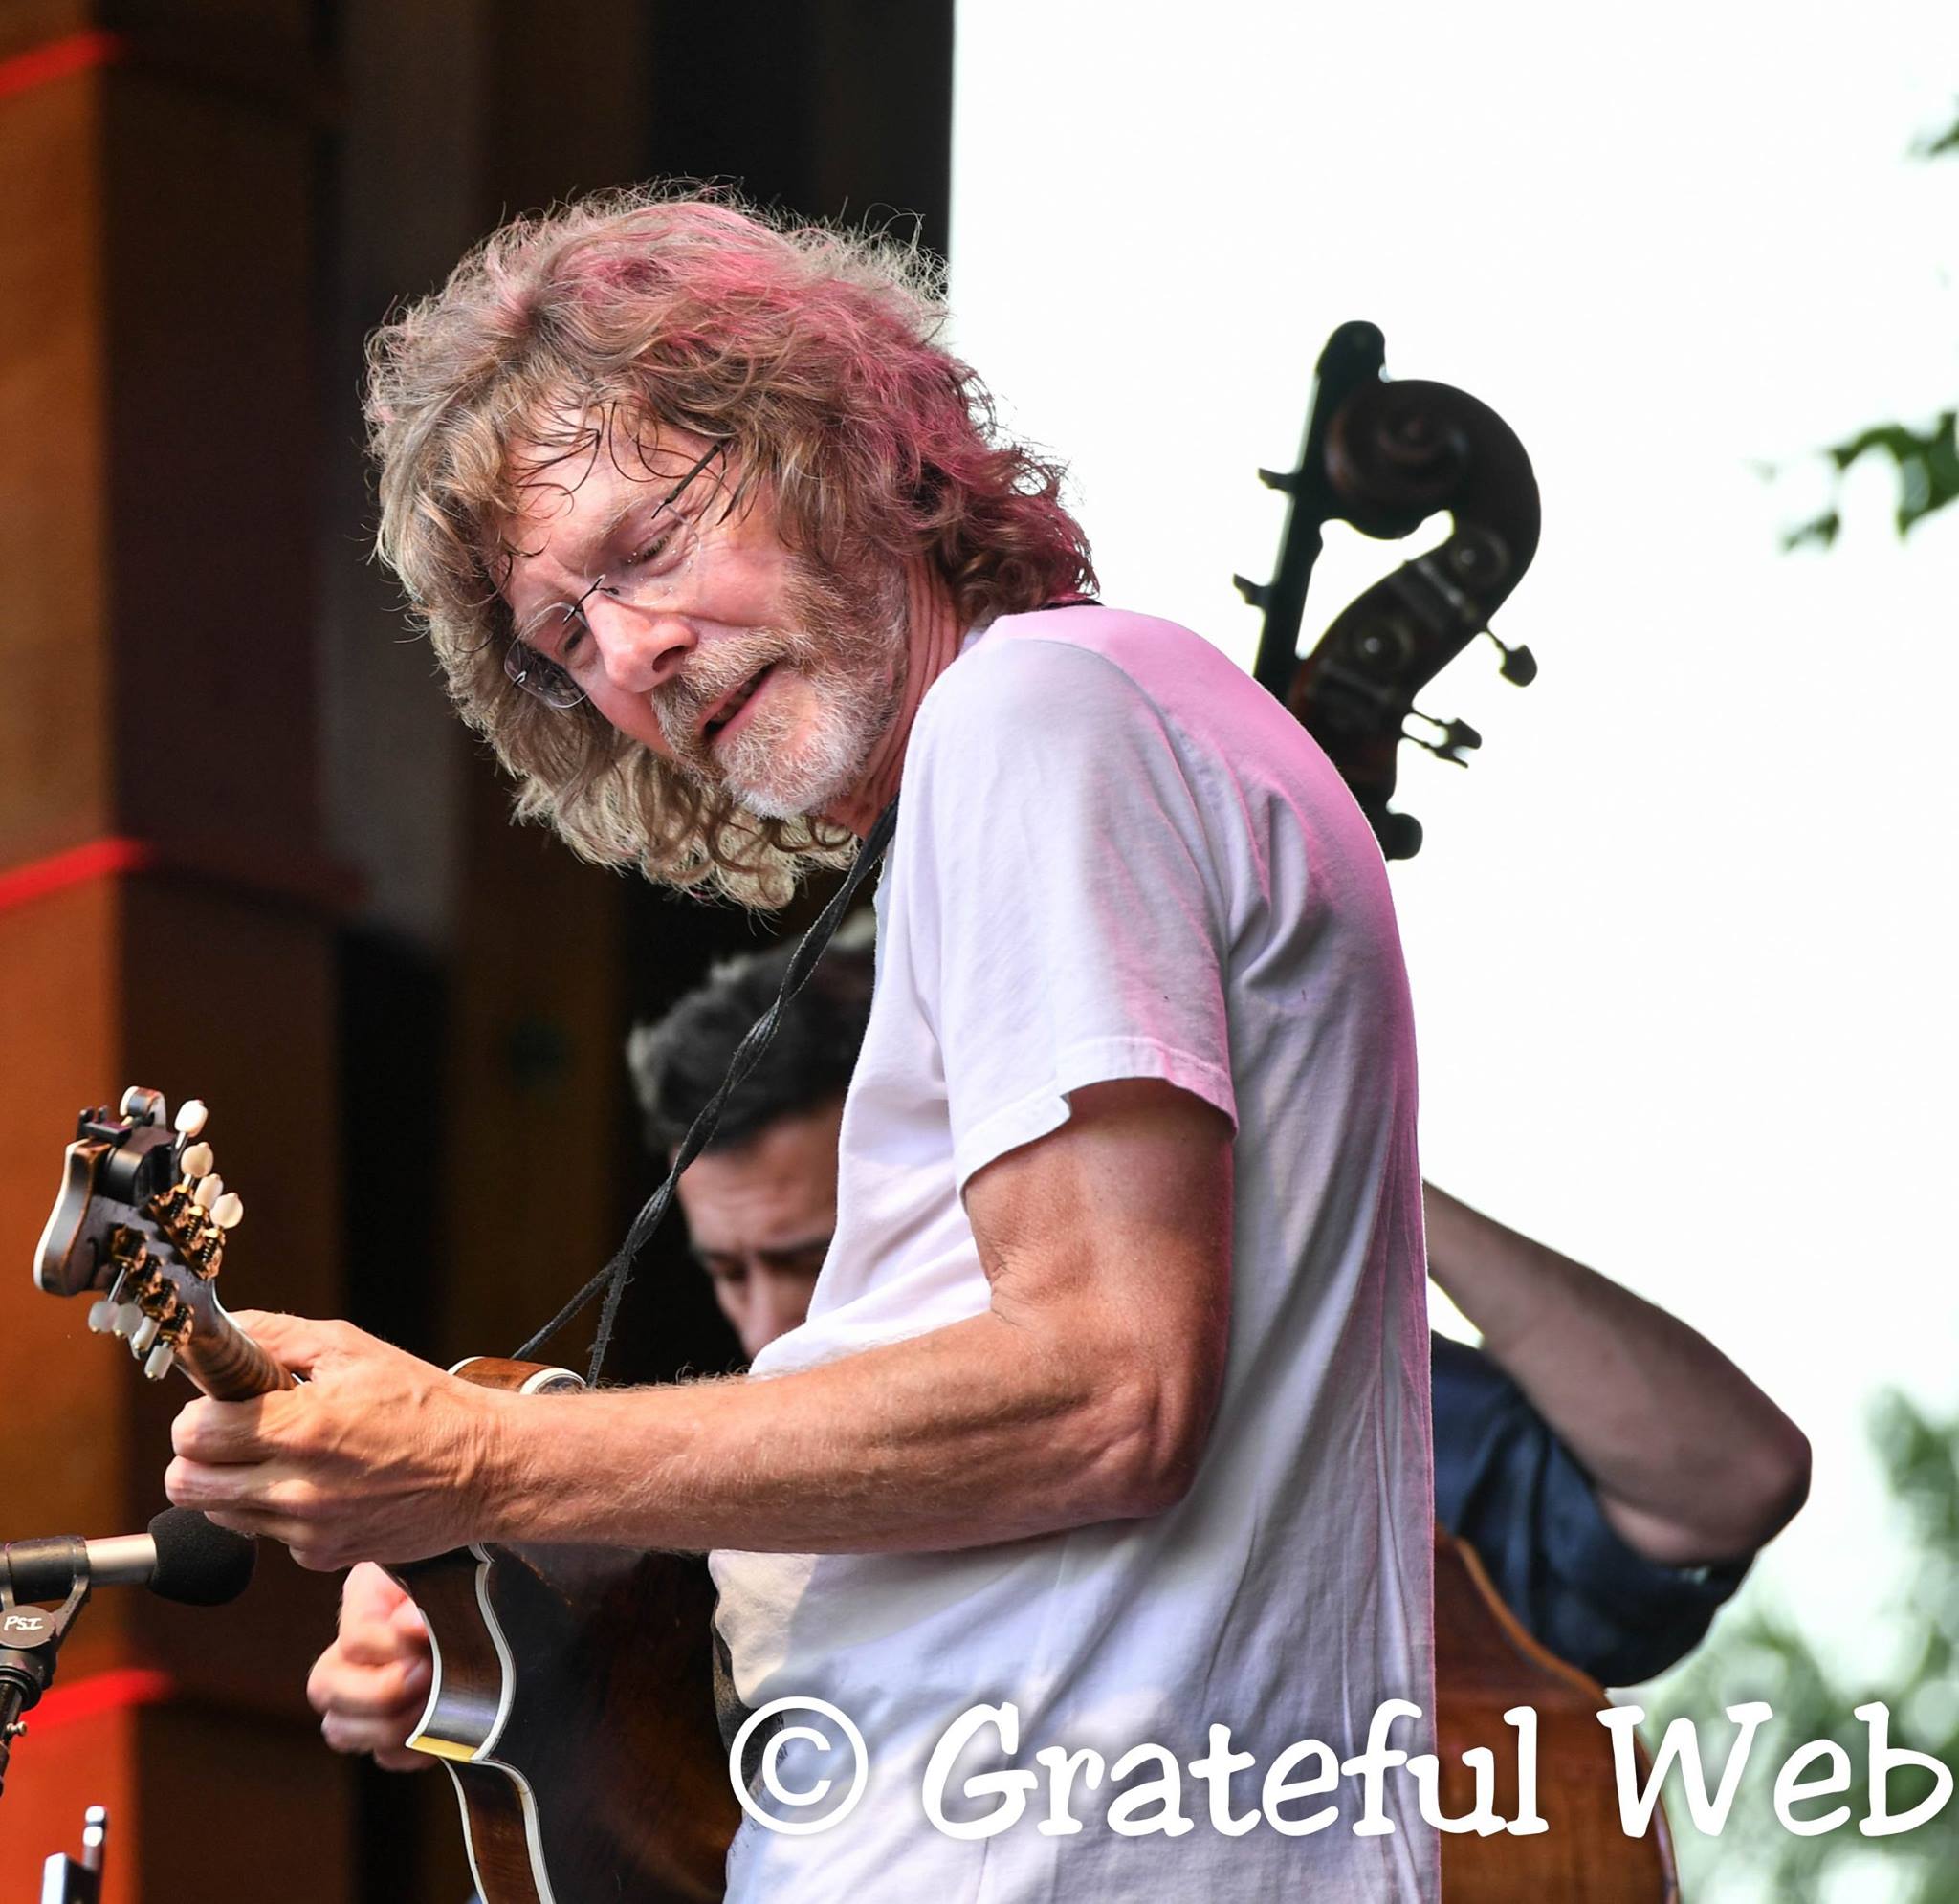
[0, 15, 353, 1898]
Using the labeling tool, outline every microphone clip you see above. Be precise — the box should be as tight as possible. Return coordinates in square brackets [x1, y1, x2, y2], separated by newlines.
[0, 1553, 92, 1799]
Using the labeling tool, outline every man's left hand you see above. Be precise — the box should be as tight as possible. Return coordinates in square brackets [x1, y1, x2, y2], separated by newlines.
[165, 1312, 506, 1571]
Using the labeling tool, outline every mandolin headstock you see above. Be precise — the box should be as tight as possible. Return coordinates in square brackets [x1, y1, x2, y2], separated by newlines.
[33, 1087, 246, 1385]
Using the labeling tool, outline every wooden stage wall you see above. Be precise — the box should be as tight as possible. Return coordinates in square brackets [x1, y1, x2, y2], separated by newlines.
[0, 4, 951, 1896]
[0, 6, 351, 1899]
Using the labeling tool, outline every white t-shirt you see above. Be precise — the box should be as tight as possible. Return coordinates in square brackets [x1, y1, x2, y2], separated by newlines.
[711, 606, 1435, 1900]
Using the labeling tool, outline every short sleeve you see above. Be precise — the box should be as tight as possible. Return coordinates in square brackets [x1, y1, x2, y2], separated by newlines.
[893, 635, 1239, 1192]
[1431, 1336, 1750, 1687]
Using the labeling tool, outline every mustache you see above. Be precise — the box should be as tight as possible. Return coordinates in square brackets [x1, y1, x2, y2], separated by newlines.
[652, 632, 787, 753]
[649, 553, 907, 771]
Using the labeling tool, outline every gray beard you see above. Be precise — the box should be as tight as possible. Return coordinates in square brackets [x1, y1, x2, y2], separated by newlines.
[651, 554, 908, 821]
[717, 667, 898, 820]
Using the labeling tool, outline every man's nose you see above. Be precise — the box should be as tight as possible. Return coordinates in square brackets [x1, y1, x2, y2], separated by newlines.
[750, 1271, 811, 1350]
[587, 598, 694, 694]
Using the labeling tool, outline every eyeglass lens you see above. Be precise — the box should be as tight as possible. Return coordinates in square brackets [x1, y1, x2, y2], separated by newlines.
[503, 443, 723, 709]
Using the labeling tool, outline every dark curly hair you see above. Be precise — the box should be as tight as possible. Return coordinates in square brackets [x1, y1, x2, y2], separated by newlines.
[626, 940, 875, 1157]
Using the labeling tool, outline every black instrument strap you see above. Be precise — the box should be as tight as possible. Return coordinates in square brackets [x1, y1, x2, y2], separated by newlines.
[516, 595, 1097, 1384]
[678, 594, 1100, 1760]
[515, 796, 901, 1382]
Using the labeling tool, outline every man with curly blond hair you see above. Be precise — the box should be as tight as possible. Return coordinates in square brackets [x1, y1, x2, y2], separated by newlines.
[365, 190, 1094, 906]
[168, 192, 1439, 1898]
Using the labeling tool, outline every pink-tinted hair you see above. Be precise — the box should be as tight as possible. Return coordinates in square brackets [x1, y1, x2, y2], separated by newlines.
[365, 186, 1095, 907]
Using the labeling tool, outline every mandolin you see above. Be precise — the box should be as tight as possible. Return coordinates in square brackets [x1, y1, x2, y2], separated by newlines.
[33, 1087, 739, 1904]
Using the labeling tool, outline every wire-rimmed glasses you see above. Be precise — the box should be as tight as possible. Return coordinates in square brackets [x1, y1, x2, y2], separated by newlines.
[503, 441, 725, 710]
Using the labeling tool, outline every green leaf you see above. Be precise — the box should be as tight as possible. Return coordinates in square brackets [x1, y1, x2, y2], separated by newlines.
[1782, 510, 1841, 552]
[1793, 413, 1959, 543]
[1916, 103, 1959, 158]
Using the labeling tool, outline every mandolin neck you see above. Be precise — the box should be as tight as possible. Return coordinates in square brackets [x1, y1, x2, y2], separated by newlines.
[181, 1308, 296, 1399]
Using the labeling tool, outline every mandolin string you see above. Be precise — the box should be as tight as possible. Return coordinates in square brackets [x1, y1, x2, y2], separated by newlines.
[513, 797, 901, 1385]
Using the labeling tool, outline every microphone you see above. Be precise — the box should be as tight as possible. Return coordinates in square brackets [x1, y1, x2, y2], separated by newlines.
[0, 1511, 254, 1798]
[2, 1508, 256, 1609]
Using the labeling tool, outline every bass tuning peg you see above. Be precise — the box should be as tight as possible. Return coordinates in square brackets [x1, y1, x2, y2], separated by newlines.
[1483, 627, 1537, 686]
[1407, 711, 1483, 767]
[1378, 810, 1424, 861]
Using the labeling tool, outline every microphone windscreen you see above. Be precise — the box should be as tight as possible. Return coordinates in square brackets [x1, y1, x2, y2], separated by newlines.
[144, 1508, 257, 1607]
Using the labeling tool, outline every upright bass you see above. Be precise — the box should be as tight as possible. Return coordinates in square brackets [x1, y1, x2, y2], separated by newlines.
[1237, 317, 1679, 1900]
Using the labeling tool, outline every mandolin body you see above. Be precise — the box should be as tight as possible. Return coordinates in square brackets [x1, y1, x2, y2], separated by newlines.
[396, 1359, 739, 1904]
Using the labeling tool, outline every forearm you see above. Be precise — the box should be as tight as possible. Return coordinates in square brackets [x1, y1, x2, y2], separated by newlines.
[1424, 1183, 1810, 1564]
[476, 1306, 1188, 1555]
[167, 1085, 1231, 1575]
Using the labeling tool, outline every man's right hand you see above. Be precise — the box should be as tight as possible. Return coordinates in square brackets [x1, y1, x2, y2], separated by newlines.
[307, 1561, 435, 1771]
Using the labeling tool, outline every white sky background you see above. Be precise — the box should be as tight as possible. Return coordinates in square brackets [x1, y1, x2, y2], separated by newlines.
[951, 0, 1959, 1785]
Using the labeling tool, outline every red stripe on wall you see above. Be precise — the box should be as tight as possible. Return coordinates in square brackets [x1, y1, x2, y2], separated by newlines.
[0, 29, 124, 106]
[33, 1668, 175, 1731]
[0, 839, 155, 915]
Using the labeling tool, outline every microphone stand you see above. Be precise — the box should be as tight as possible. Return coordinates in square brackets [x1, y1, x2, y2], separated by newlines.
[0, 1545, 91, 1799]
[39, 1806, 108, 1903]
[2, 1557, 109, 1897]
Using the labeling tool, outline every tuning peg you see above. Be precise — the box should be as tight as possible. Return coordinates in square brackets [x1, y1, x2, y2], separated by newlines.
[130, 1315, 163, 1357]
[88, 1270, 129, 1334]
[180, 1142, 214, 1180]
[1378, 810, 1424, 862]
[143, 1342, 177, 1382]
[210, 1192, 243, 1230]
[1256, 466, 1300, 495]
[118, 1086, 165, 1126]
[176, 1099, 209, 1138]
[111, 1299, 144, 1339]
[193, 1173, 225, 1212]
[1233, 574, 1270, 610]
[1483, 626, 1537, 686]
[1408, 711, 1482, 766]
